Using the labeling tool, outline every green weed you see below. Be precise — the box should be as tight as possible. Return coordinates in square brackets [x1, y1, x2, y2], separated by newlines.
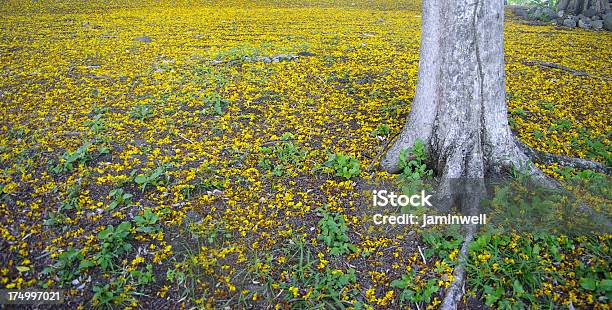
[323, 153, 361, 180]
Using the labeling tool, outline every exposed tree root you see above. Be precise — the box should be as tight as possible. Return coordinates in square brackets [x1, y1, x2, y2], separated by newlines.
[514, 138, 610, 175]
[440, 224, 476, 310]
[367, 132, 401, 172]
[522, 60, 609, 80]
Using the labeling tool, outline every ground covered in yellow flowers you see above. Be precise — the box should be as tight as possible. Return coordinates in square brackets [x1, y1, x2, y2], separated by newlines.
[1, 0, 611, 308]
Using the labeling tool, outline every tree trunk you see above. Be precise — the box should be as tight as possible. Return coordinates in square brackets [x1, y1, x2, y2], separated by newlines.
[382, 0, 534, 182]
[557, 0, 610, 15]
[382, 1, 569, 307]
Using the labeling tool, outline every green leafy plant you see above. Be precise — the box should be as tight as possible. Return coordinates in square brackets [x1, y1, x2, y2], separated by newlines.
[313, 268, 357, 301]
[257, 134, 306, 176]
[129, 104, 154, 121]
[43, 211, 67, 227]
[549, 118, 572, 131]
[95, 221, 133, 270]
[133, 208, 160, 233]
[391, 271, 440, 305]
[371, 124, 390, 138]
[540, 101, 555, 111]
[203, 92, 229, 116]
[92, 278, 135, 308]
[108, 188, 134, 210]
[133, 164, 170, 193]
[108, 188, 133, 210]
[323, 153, 361, 180]
[60, 182, 81, 211]
[86, 114, 106, 133]
[273, 237, 361, 307]
[422, 229, 464, 261]
[42, 248, 94, 284]
[130, 264, 155, 286]
[52, 143, 92, 173]
[317, 208, 356, 255]
[398, 139, 432, 181]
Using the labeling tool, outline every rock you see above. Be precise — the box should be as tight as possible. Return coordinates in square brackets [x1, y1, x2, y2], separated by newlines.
[604, 14, 612, 31]
[592, 15, 601, 21]
[583, 8, 597, 18]
[578, 19, 591, 28]
[134, 36, 152, 43]
[591, 20, 604, 30]
[513, 7, 529, 19]
[542, 7, 556, 20]
[563, 18, 577, 27]
[577, 14, 585, 20]
[557, 10, 564, 18]
[527, 6, 538, 15]
[296, 51, 316, 57]
[271, 54, 297, 62]
[534, 7, 543, 18]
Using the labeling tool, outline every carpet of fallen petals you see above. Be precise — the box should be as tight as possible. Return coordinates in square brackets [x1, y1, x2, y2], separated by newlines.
[1, 0, 610, 308]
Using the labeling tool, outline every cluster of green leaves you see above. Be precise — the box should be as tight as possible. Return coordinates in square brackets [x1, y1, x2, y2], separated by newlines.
[92, 260, 155, 308]
[422, 228, 464, 261]
[398, 139, 432, 181]
[44, 212, 159, 307]
[108, 188, 133, 210]
[52, 140, 109, 174]
[134, 208, 161, 233]
[555, 167, 611, 197]
[323, 153, 361, 180]
[274, 237, 362, 308]
[391, 271, 440, 306]
[86, 113, 106, 133]
[466, 232, 611, 308]
[370, 124, 390, 138]
[52, 143, 92, 173]
[317, 208, 356, 256]
[42, 248, 94, 284]
[129, 104, 154, 121]
[130, 263, 155, 286]
[95, 221, 133, 270]
[467, 233, 538, 307]
[568, 128, 612, 166]
[258, 133, 306, 176]
[201, 92, 230, 116]
[93, 277, 136, 307]
[132, 164, 171, 193]
[549, 118, 572, 131]
[483, 175, 603, 235]
[396, 139, 432, 199]
[60, 182, 81, 211]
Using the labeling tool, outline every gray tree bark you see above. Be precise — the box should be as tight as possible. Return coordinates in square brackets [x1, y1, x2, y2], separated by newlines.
[381, 1, 608, 307]
[382, 0, 537, 183]
[557, 0, 610, 15]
